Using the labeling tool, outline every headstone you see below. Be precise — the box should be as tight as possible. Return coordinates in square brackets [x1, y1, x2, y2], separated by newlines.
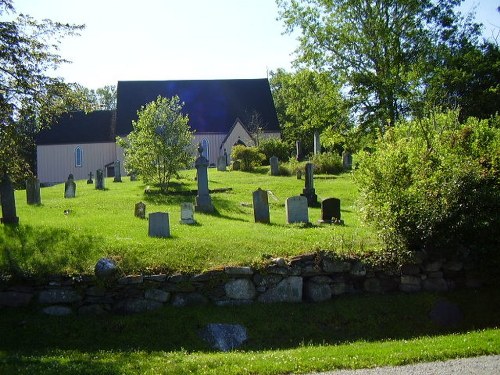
[295, 140, 303, 161]
[135, 202, 146, 219]
[87, 172, 93, 184]
[285, 196, 309, 224]
[26, 177, 41, 205]
[313, 131, 321, 155]
[217, 155, 227, 171]
[194, 143, 214, 213]
[342, 151, 353, 170]
[113, 160, 122, 182]
[129, 172, 137, 181]
[270, 156, 279, 176]
[252, 188, 270, 224]
[180, 202, 195, 224]
[301, 162, 318, 206]
[64, 174, 76, 198]
[95, 169, 105, 190]
[148, 212, 170, 238]
[319, 197, 343, 224]
[0, 174, 19, 225]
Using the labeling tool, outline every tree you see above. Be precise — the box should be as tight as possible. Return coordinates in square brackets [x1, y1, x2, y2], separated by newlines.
[276, 0, 481, 133]
[269, 68, 349, 153]
[0, 0, 84, 180]
[65, 84, 117, 112]
[117, 96, 195, 192]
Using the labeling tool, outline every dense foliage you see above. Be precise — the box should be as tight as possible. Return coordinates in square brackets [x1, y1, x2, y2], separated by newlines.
[355, 111, 500, 257]
[257, 137, 291, 164]
[117, 96, 194, 192]
[230, 145, 265, 171]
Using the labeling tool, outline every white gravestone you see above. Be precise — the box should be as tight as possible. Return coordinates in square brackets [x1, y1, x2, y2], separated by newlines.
[285, 196, 309, 224]
[180, 202, 196, 224]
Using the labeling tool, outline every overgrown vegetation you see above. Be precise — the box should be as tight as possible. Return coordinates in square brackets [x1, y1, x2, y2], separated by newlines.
[230, 145, 265, 171]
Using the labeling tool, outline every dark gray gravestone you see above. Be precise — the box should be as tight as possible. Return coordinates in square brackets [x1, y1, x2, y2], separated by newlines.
[113, 160, 122, 182]
[87, 172, 93, 184]
[253, 188, 270, 224]
[319, 197, 343, 224]
[194, 144, 214, 213]
[285, 196, 309, 224]
[342, 151, 353, 170]
[26, 178, 41, 205]
[0, 174, 19, 225]
[135, 202, 146, 219]
[148, 212, 170, 238]
[217, 155, 227, 171]
[95, 169, 105, 190]
[270, 156, 279, 176]
[64, 174, 76, 198]
[301, 162, 318, 206]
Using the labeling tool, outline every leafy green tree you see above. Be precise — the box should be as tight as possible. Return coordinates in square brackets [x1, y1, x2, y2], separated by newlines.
[269, 68, 349, 153]
[65, 84, 117, 112]
[117, 96, 195, 192]
[355, 111, 500, 257]
[230, 145, 265, 171]
[0, 0, 83, 180]
[276, 0, 480, 132]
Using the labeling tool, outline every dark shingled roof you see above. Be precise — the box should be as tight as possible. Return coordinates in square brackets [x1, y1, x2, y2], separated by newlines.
[36, 110, 114, 145]
[116, 78, 280, 135]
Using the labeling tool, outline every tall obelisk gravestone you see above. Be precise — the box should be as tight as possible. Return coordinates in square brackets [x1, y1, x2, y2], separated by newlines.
[195, 143, 214, 213]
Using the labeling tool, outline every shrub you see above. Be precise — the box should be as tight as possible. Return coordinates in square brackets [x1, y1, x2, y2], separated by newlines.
[310, 152, 343, 174]
[231, 145, 265, 171]
[355, 111, 500, 258]
[257, 138, 291, 164]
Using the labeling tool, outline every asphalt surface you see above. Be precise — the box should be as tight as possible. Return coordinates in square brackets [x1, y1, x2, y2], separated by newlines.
[306, 355, 500, 375]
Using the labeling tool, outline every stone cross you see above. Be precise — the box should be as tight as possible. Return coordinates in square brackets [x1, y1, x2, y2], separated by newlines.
[301, 162, 318, 206]
[0, 174, 19, 225]
[26, 177, 41, 205]
[64, 174, 76, 198]
[285, 195, 309, 224]
[194, 143, 214, 213]
[269, 156, 279, 176]
[135, 202, 146, 219]
[180, 202, 196, 224]
[113, 160, 122, 182]
[253, 188, 270, 224]
[148, 212, 170, 238]
[95, 169, 105, 190]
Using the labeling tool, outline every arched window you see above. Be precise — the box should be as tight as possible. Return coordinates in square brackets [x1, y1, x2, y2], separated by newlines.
[75, 146, 83, 167]
[201, 138, 210, 161]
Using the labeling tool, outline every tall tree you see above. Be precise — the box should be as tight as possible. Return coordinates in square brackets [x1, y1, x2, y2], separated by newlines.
[117, 96, 195, 192]
[276, 0, 480, 133]
[0, 0, 83, 180]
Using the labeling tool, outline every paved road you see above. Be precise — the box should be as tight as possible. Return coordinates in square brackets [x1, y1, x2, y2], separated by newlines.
[306, 355, 500, 375]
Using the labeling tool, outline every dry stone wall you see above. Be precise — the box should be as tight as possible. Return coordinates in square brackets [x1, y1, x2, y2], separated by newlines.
[0, 252, 483, 315]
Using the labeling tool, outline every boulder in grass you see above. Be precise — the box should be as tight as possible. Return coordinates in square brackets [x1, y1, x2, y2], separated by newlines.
[200, 323, 248, 351]
[94, 258, 119, 280]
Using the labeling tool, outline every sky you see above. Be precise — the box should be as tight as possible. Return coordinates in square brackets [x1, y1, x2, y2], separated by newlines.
[8, 0, 500, 89]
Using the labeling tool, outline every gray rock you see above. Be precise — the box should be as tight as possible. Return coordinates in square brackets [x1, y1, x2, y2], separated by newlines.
[118, 275, 144, 285]
[401, 263, 420, 275]
[304, 281, 332, 302]
[309, 275, 333, 284]
[78, 304, 107, 315]
[42, 305, 73, 316]
[322, 259, 351, 273]
[95, 258, 119, 280]
[0, 291, 33, 307]
[350, 262, 367, 277]
[225, 279, 256, 300]
[200, 323, 248, 352]
[38, 289, 82, 304]
[400, 275, 421, 292]
[171, 293, 209, 307]
[331, 282, 347, 295]
[257, 276, 303, 303]
[114, 298, 163, 314]
[145, 288, 170, 303]
[224, 267, 253, 276]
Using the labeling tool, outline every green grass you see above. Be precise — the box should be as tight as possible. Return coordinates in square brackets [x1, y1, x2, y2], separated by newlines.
[2, 168, 378, 276]
[0, 288, 499, 374]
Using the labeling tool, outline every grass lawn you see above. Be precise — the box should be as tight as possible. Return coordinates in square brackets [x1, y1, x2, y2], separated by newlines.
[1, 168, 378, 276]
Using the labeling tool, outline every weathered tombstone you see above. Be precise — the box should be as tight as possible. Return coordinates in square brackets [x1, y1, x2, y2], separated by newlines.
[135, 202, 146, 219]
[253, 188, 270, 224]
[295, 140, 303, 161]
[319, 197, 343, 224]
[301, 162, 318, 206]
[87, 172, 93, 184]
[129, 172, 137, 181]
[270, 156, 279, 176]
[113, 160, 122, 182]
[285, 196, 309, 224]
[342, 151, 353, 170]
[194, 143, 214, 213]
[148, 212, 170, 238]
[26, 177, 41, 205]
[180, 202, 195, 224]
[95, 169, 105, 190]
[64, 174, 76, 198]
[0, 174, 19, 225]
[217, 155, 227, 171]
[313, 131, 321, 155]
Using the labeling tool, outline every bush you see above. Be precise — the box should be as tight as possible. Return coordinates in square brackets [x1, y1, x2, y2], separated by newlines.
[355, 111, 500, 258]
[310, 152, 343, 174]
[257, 138, 291, 164]
[231, 145, 265, 171]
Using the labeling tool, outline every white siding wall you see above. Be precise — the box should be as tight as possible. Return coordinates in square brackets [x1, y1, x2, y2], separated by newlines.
[193, 133, 226, 165]
[37, 143, 117, 184]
